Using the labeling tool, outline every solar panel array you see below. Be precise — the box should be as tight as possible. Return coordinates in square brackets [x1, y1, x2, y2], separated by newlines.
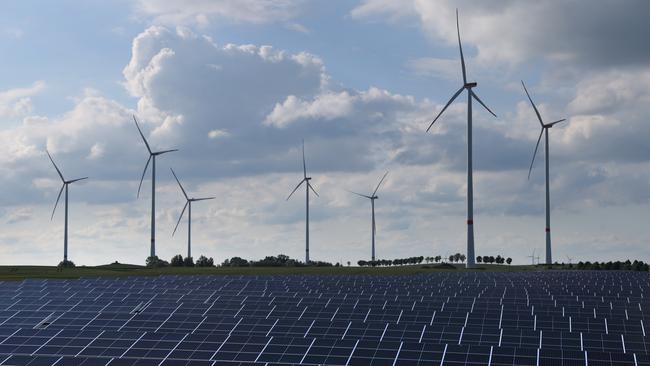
[0, 271, 649, 365]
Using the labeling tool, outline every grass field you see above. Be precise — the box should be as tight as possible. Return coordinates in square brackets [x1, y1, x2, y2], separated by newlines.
[0, 262, 553, 281]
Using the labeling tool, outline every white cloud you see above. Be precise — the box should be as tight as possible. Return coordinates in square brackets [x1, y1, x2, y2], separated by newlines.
[285, 23, 310, 34]
[208, 129, 230, 139]
[0, 81, 45, 120]
[133, 0, 304, 26]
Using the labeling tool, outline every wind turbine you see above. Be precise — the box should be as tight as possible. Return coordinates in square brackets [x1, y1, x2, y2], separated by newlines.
[46, 150, 88, 263]
[170, 168, 215, 259]
[566, 255, 574, 265]
[425, 9, 497, 268]
[348, 172, 389, 261]
[528, 248, 536, 265]
[287, 141, 319, 264]
[133, 115, 178, 259]
[522, 81, 566, 265]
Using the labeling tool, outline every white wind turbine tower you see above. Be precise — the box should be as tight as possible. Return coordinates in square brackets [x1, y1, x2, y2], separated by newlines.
[170, 168, 215, 259]
[46, 150, 88, 263]
[348, 172, 389, 261]
[522, 81, 566, 265]
[287, 141, 319, 264]
[425, 9, 497, 268]
[133, 115, 178, 259]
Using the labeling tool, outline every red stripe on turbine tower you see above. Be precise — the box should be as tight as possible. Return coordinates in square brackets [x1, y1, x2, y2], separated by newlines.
[467, 220, 473, 225]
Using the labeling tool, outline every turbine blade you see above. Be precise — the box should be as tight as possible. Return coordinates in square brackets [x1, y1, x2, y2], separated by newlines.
[547, 118, 566, 127]
[287, 179, 306, 200]
[133, 115, 152, 154]
[302, 140, 307, 179]
[137, 155, 152, 199]
[426, 86, 464, 132]
[155, 149, 178, 155]
[521, 81, 544, 126]
[51, 184, 65, 220]
[471, 91, 497, 118]
[67, 177, 88, 184]
[456, 9, 467, 84]
[308, 182, 319, 197]
[346, 189, 371, 199]
[172, 201, 189, 237]
[193, 197, 216, 202]
[46, 150, 65, 182]
[170, 168, 189, 200]
[528, 128, 544, 180]
[372, 171, 389, 196]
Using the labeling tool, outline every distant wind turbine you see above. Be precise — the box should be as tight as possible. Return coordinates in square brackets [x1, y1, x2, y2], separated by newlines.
[46, 150, 88, 263]
[287, 141, 319, 264]
[348, 172, 389, 261]
[133, 115, 178, 259]
[522, 81, 566, 265]
[425, 9, 497, 268]
[528, 248, 536, 265]
[170, 168, 215, 259]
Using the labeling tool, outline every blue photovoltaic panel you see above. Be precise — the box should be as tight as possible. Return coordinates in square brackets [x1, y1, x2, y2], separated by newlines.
[0, 271, 649, 365]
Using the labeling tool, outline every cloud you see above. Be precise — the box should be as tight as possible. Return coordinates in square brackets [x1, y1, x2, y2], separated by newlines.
[0, 81, 45, 120]
[133, 0, 304, 26]
[351, 0, 650, 68]
[285, 23, 310, 34]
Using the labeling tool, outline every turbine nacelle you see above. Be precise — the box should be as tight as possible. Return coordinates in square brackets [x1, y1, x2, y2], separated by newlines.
[464, 82, 477, 88]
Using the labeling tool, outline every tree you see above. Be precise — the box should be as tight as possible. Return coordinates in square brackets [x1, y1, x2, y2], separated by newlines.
[482, 256, 489, 264]
[476, 256, 482, 263]
[183, 256, 194, 267]
[496, 255, 503, 264]
[146, 256, 169, 267]
[347, 261, 351, 267]
[460, 254, 466, 263]
[506, 257, 512, 265]
[196, 255, 214, 267]
[489, 256, 495, 264]
[449, 255, 454, 263]
[222, 257, 249, 267]
[435, 256, 441, 263]
[171, 255, 184, 267]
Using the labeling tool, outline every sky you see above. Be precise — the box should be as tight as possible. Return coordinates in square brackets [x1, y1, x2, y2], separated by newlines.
[1, 0, 649, 266]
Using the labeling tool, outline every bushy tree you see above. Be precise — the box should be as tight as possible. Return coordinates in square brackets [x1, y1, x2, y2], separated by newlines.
[146, 256, 169, 267]
[170, 255, 184, 267]
[506, 257, 512, 265]
[222, 257, 249, 267]
[183, 256, 194, 267]
[195, 255, 214, 267]
[476, 256, 482, 263]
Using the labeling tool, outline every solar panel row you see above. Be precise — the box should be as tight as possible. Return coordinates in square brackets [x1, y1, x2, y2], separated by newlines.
[0, 271, 649, 365]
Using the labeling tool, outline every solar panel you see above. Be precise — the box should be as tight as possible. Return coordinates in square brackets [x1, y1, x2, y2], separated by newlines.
[0, 271, 649, 365]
